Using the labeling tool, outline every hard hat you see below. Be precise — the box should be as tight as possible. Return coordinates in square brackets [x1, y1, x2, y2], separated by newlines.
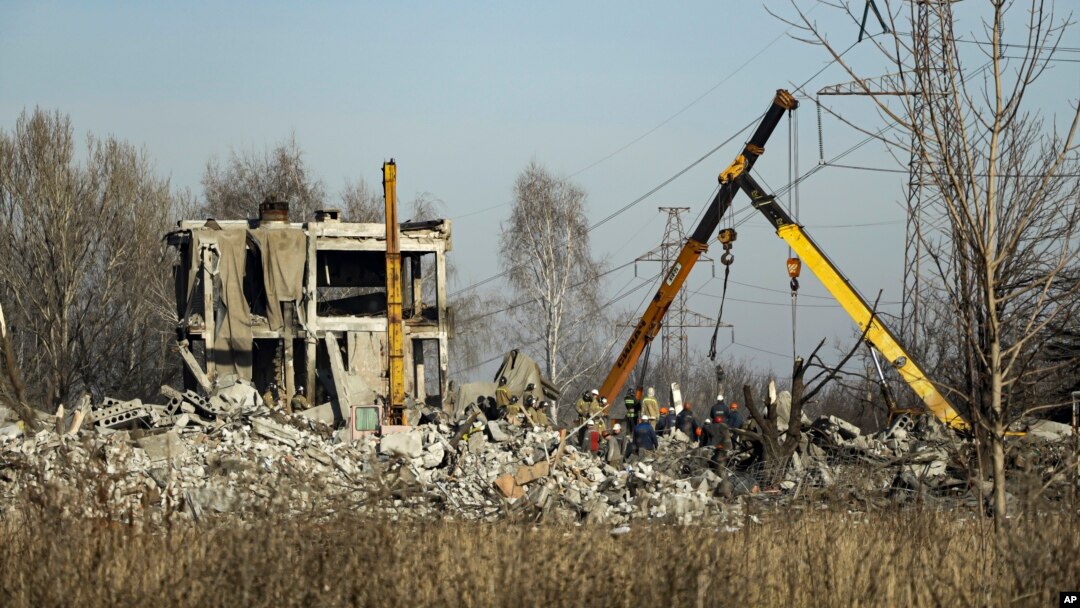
[612, 423, 622, 433]
[600, 397, 608, 405]
[695, 428, 703, 437]
[714, 416, 724, 423]
[641, 415, 650, 421]
[716, 394, 724, 402]
[297, 386, 304, 394]
[591, 389, 599, 396]
[586, 420, 595, 427]
[526, 383, 535, 391]
[660, 407, 668, 414]
[731, 402, 739, 410]
[510, 396, 519, 403]
[499, 376, 508, 385]
[525, 395, 536, 406]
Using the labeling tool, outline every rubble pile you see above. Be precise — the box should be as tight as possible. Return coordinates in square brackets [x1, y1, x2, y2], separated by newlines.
[1, 386, 1075, 526]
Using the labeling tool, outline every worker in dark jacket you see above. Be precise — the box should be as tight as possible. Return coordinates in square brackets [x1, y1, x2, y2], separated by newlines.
[710, 394, 727, 421]
[656, 407, 676, 436]
[676, 405, 699, 439]
[623, 390, 641, 430]
[632, 415, 659, 454]
[724, 401, 746, 430]
[700, 415, 731, 471]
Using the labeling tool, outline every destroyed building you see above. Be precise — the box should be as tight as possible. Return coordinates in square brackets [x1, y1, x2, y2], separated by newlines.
[165, 198, 452, 421]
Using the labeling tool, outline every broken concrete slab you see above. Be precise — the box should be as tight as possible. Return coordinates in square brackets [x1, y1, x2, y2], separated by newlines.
[251, 417, 301, 447]
[136, 430, 190, 465]
[486, 421, 510, 443]
[298, 402, 337, 425]
[380, 430, 423, 459]
[1024, 419, 1074, 441]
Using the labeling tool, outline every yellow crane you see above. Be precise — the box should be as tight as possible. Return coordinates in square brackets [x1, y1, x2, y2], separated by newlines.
[600, 89, 969, 432]
[383, 160, 406, 425]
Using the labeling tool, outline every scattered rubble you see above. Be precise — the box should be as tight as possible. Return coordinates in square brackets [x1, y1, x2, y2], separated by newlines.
[2, 386, 1076, 527]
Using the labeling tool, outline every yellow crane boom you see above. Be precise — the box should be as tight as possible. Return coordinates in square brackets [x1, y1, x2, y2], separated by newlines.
[734, 173, 969, 431]
[383, 160, 406, 425]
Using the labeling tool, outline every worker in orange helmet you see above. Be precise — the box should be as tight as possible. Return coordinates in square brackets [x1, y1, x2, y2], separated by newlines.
[656, 406, 676, 436]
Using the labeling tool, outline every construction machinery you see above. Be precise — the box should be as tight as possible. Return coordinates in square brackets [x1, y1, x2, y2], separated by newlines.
[383, 160, 407, 425]
[600, 89, 969, 432]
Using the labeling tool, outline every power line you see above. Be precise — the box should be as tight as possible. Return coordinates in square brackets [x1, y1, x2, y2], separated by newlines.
[826, 163, 1080, 178]
[450, 117, 760, 296]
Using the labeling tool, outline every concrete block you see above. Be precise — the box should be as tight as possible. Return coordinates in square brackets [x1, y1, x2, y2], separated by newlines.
[1026, 419, 1073, 441]
[251, 417, 301, 447]
[381, 430, 423, 459]
[298, 402, 337, 425]
[486, 421, 510, 443]
[136, 430, 189, 465]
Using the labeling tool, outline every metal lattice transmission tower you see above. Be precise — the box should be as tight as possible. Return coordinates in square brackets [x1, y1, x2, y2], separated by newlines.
[817, 1, 958, 356]
[901, 2, 956, 356]
[635, 207, 726, 389]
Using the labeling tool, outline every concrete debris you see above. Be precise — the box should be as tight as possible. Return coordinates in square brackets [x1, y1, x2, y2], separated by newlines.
[380, 430, 423, 459]
[2, 384, 1076, 527]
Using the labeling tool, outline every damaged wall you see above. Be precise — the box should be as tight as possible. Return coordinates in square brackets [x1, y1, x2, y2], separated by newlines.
[166, 199, 453, 414]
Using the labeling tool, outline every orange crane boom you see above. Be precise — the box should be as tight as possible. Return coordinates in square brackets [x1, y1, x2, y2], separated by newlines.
[599, 90, 798, 408]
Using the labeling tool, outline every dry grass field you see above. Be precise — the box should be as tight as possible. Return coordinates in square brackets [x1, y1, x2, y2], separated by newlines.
[2, 499, 1078, 607]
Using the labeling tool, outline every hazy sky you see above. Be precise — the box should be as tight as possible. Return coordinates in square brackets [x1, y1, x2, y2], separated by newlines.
[2, 1, 1078, 380]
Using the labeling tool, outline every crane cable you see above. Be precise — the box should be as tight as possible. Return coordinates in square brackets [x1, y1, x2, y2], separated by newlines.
[707, 194, 736, 361]
[788, 102, 802, 361]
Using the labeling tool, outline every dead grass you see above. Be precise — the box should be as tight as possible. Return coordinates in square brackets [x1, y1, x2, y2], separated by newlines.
[1, 501, 1078, 607]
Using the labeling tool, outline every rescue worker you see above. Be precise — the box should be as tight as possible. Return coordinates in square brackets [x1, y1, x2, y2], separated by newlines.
[262, 382, 279, 409]
[589, 394, 607, 433]
[656, 406, 676, 436]
[699, 415, 731, 471]
[529, 398, 550, 428]
[290, 386, 308, 412]
[641, 387, 660, 428]
[724, 401, 746, 430]
[495, 376, 511, 410]
[507, 395, 522, 419]
[623, 389, 640, 430]
[575, 391, 594, 446]
[710, 394, 727, 421]
[601, 423, 626, 466]
[584, 419, 600, 453]
[632, 415, 658, 455]
[676, 404, 699, 439]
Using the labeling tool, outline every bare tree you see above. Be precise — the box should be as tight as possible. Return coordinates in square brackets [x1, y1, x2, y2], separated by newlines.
[0, 109, 183, 408]
[499, 162, 611, 395]
[202, 135, 326, 221]
[340, 177, 383, 222]
[783, 1, 1080, 531]
[740, 334, 867, 484]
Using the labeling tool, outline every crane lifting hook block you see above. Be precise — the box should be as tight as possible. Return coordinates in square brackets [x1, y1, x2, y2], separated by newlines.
[719, 228, 737, 266]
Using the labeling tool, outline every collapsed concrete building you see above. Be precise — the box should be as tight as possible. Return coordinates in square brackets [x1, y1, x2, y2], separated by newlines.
[165, 197, 452, 422]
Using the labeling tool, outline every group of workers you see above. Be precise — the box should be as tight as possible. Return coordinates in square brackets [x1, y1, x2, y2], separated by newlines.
[573, 388, 746, 468]
[261, 381, 308, 412]
[485, 376, 551, 427]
